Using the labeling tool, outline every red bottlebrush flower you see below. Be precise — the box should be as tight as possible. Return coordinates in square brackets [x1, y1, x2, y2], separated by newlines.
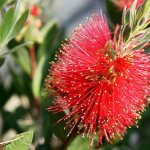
[46, 13, 150, 144]
[31, 4, 40, 17]
[113, 0, 144, 10]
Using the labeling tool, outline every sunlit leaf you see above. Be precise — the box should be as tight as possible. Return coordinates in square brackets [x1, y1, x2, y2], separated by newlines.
[0, 8, 15, 47]
[0, 0, 29, 50]
[2, 131, 33, 150]
[8, 10, 29, 41]
[14, 0, 21, 22]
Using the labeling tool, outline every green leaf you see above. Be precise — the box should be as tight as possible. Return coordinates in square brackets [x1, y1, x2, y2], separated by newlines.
[132, 41, 147, 51]
[49, 109, 70, 142]
[0, 42, 32, 58]
[40, 97, 69, 147]
[14, 0, 21, 23]
[37, 20, 59, 60]
[132, 30, 150, 50]
[2, 131, 33, 150]
[0, 7, 15, 47]
[32, 56, 46, 98]
[8, 10, 29, 41]
[0, 0, 6, 10]
[0, 57, 5, 67]
[12, 47, 32, 75]
[129, 0, 137, 30]
[135, 0, 150, 26]
[0, 0, 29, 49]
[67, 135, 93, 150]
[8, 67, 32, 95]
[142, 0, 150, 17]
[122, 7, 127, 25]
[123, 10, 130, 26]
[121, 0, 150, 47]
[136, 4, 144, 22]
[122, 24, 131, 43]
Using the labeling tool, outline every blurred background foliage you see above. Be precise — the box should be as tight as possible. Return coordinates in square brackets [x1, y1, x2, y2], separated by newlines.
[0, 0, 150, 150]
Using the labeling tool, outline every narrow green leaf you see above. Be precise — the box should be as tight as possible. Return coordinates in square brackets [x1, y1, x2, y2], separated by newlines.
[0, 57, 5, 67]
[2, 131, 33, 150]
[132, 41, 147, 51]
[142, 0, 150, 16]
[0, 42, 32, 58]
[0, 7, 15, 46]
[122, 7, 127, 25]
[123, 9, 130, 26]
[8, 10, 29, 41]
[14, 0, 21, 23]
[129, 0, 137, 30]
[123, 24, 131, 43]
[131, 29, 150, 50]
[32, 56, 46, 98]
[135, 29, 150, 40]
[136, 4, 144, 22]
[121, 0, 150, 46]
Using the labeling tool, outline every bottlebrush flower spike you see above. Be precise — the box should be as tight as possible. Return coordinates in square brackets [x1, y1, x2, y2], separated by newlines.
[112, 0, 144, 10]
[46, 1, 150, 145]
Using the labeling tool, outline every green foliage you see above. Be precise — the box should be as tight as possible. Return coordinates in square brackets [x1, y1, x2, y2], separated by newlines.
[67, 134, 104, 150]
[12, 47, 32, 75]
[122, 24, 131, 43]
[2, 131, 33, 150]
[32, 56, 46, 98]
[67, 135, 91, 150]
[0, 57, 5, 67]
[0, 8, 15, 45]
[0, 0, 6, 10]
[0, 0, 29, 60]
[119, 0, 150, 50]
[107, 0, 150, 51]
[0, 42, 32, 58]
[8, 10, 29, 41]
